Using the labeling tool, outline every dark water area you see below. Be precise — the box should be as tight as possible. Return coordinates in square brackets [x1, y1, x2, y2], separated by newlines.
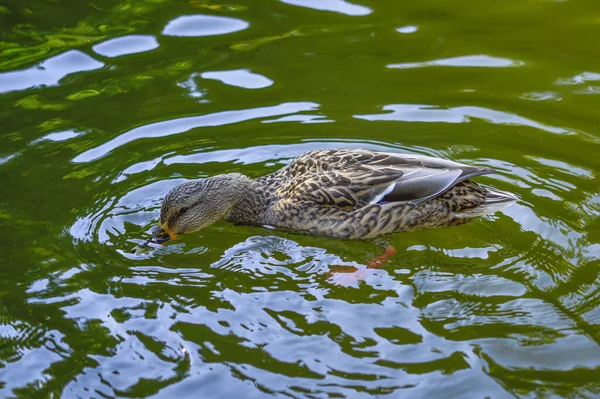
[1, 0, 599, 397]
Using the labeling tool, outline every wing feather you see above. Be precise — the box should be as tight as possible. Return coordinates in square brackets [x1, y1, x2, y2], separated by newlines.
[275, 149, 495, 209]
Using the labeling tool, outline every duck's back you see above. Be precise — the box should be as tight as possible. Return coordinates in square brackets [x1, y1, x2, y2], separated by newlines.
[243, 149, 516, 239]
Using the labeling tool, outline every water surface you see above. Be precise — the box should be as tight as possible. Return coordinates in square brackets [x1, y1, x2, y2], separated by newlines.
[1, 0, 599, 398]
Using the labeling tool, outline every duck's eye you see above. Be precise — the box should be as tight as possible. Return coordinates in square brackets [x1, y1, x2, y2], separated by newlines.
[179, 207, 189, 216]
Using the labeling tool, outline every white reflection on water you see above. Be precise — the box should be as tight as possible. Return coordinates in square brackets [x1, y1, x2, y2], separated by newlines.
[72, 102, 320, 163]
[0, 152, 19, 166]
[163, 141, 399, 166]
[162, 15, 249, 37]
[555, 71, 600, 86]
[31, 130, 83, 144]
[0, 325, 64, 398]
[262, 114, 333, 123]
[201, 69, 273, 89]
[92, 35, 159, 58]
[388, 55, 523, 69]
[280, 0, 372, 16]
[26, 229, 600, 398]
[0, 50, 104, 94]
[396, 25, 418, 34]
[355, 104, 570, 135]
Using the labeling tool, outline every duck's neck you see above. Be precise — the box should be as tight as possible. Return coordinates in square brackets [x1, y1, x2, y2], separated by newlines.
[225, 174, 271, 224]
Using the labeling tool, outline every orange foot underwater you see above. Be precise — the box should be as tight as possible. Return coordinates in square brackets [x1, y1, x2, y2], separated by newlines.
[367, 246, 397, 269]
[328, 246, 397, 286]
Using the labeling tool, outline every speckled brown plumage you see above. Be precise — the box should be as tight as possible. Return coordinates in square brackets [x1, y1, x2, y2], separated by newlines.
[149, 149, 517, 244]
[227, 149, 516, 239]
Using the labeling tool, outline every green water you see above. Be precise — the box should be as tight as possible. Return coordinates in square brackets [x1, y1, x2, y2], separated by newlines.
[1, 0, 600, 397]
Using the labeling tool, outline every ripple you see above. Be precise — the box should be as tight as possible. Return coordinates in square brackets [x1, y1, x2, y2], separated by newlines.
[163, 141, 398, 166]
[413, 270, 528, 297]
[354, 104, 569, 134]
[482, 333, 600, 370]
[201, 69, 273, 89]
[520, 91, 562, 101]
[113, 157, 164, 183]
[553, 72, 600, 97]
[0, 50, 104, 94]
[41, 135, 600, 398]
[162, 14, 249, 37]
[70, 179, 184, 243]
[526, 156, 593, 179]
[502, 203, 583, 249]
[0, 322, 65, 398]
[4, 0, 600, 397]
[574, 86, 600, 95]
[555, 71, 600, 86]
[211, 235, 354, 278]
[92, 34, 159, 58]
[72, 102, 319, 163]
[388, 55, 523, 69]
[280, 0, 372, 16]
[110, 140, 398, 182]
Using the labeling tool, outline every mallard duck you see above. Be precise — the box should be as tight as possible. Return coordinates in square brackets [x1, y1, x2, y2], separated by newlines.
[140, 149, 516, 248]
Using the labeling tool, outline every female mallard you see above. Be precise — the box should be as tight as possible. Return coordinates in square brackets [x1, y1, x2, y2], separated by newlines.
[142, 149, 516, 247]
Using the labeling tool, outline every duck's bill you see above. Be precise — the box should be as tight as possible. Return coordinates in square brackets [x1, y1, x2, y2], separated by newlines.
[150, 225, 174, 245]
[131, 224, 178, 254]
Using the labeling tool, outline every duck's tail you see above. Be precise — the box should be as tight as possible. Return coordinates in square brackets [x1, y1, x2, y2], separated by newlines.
[457, 187, 518, 219]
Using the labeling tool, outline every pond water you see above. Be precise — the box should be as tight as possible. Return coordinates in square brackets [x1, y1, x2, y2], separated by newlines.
[1, 0, 599, 398]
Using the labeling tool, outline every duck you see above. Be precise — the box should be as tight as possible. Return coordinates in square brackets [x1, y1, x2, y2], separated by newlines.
[141, 149, 517, 249]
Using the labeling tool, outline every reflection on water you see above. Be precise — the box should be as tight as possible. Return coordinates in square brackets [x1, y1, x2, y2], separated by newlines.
[30, 130, 84, 144]
[354, 104, 570, 135]
[280, 0, 372, 16]
[162, 14, 249, 37]
[0, 50, 104, 94]
[387, 55, 524, 69]
[92, 35, 159, 58]
[555, 72, 600, 86]
[396, 25, 419, 34]
[72, 102, 320, 163]
[201, 69, 274, 89]
[1, 0, 600, 397]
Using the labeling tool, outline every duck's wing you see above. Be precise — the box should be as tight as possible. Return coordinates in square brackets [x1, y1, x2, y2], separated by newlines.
[277, 166, 405, 209]
[279, 149, 495, 208]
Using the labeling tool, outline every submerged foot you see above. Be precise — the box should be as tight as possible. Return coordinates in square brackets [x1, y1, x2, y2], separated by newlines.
[328, 246, 398, 286]
[367, 246, 397, 269]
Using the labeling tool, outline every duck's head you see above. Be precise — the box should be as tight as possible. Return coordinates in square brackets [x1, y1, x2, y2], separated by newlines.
[148, 173, 247, 246]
